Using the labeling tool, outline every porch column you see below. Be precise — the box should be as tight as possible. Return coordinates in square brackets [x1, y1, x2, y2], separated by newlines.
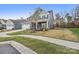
[36, 22, 38, 30]
[47, 21, 48, 28]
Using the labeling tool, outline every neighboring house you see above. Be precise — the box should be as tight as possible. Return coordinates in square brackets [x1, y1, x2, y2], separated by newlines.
[27, 7, 54, 30]
[0, 22, 4, 29]
[6, 19, 15, 30]
[11, 19, 30, 30]
[22, 21, 30, 29]
[5, 19, 29, 30]
[0, 19, 7, 29]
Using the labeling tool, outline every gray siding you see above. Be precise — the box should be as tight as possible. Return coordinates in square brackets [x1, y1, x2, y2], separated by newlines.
[48, 11, 54, 29]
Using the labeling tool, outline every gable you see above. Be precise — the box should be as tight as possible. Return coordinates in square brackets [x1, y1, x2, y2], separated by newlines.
[6, 20, 14, 25]
[0, 19, 7, 24]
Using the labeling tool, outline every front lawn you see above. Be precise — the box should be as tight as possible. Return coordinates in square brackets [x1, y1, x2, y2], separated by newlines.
[0, 36, 79, 54]
[69, 28, 79, 35]
[9, 29, 78, 41]
[9, 30, 32, 35]
[69, 28, 79, 40]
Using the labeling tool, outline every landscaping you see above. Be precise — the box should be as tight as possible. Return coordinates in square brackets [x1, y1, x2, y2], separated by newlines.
[9, 28, 78, 42]
[69, 28, 79, 39]
[0, 36, 79, 54]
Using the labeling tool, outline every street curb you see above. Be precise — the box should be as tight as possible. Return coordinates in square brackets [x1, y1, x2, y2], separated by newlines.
[0, 41, 36, 54]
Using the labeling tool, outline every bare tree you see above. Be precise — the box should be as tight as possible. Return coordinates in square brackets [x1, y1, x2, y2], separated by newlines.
[55, 13, 61, 27]
[65, 13, 72, 23]
[55, 13, 61, 20]
[71, 6, 79, 20]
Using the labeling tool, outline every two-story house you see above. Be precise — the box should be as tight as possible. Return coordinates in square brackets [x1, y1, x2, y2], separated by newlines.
[27, 8, 54, 30]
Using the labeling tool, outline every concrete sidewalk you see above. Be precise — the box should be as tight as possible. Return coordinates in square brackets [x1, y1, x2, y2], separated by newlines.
[0, 29, 24, 35]
[0, 29, 24, 37]
[0, 29, 79, 51]
[17, 35, 79, 50]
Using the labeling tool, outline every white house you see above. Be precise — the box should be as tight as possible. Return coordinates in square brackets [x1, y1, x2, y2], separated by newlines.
[0, 8, 55, 30]
[5, 19, 31, 30]
[27, 8, 54, 30]
[0, 19, 7, 29]
[21, 21, 30, 29]
[13, 19, 30, 30]
[6, 19, 15, 30]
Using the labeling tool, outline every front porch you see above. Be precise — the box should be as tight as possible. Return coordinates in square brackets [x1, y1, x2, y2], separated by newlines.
[31, 20, 48, 31]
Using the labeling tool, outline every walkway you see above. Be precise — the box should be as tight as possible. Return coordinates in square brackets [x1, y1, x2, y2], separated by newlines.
[17, 35, 79, 50]
[0, 30, 79, 50]
[0, 29, 24, 37]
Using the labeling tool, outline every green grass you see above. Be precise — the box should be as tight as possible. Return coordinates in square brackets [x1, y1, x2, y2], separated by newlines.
[69, 28, 79, 35]
[69, 28, 79, 40]
[9, 30, 32, 35]
[0, 36, 79, 54]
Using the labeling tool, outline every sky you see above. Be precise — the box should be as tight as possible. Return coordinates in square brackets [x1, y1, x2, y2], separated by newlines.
[0, 4, 78, 19]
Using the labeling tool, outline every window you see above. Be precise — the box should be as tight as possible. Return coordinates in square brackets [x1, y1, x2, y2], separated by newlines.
[40, 14, 48, 19]
[42, 15, 45, 19]
[43, 15, 48, 19]
[47, 15, 49, 19]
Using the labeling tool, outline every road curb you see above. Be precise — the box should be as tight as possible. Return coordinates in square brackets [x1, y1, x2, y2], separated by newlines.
[0, 41, 36, 54]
